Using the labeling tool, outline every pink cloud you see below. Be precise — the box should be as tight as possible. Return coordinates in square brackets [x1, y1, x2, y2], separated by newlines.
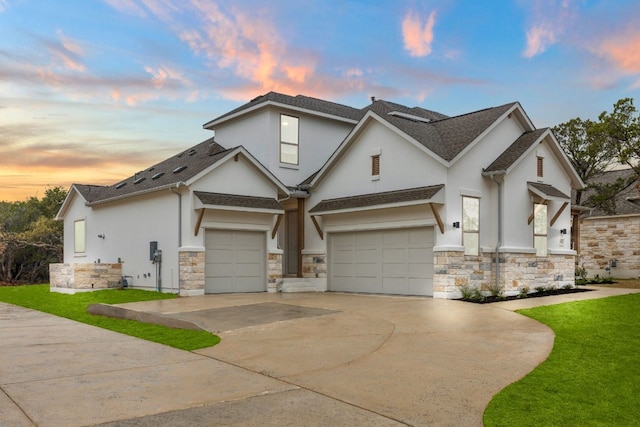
[402, 10, 437, 57]
[598, 32, 640, 74]
[521, 0, 576, 58]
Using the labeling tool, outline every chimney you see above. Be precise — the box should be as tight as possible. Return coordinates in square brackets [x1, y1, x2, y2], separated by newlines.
[371, 96, 376, 103]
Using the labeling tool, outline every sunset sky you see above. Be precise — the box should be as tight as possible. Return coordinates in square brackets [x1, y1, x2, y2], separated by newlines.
[2, 0, 640, 201]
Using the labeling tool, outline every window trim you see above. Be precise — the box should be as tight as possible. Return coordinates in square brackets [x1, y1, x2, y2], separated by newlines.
[74, 218, 86, 255]
[533, 202, 548, 256]
[280, 114, 299, 165]
[462, 196, 480, 256]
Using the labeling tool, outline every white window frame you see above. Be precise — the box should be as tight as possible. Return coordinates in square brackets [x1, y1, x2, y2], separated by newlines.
[74, 218, 86, 255]
[280, 114, 299, 165]
[462, 196, 480, 256]
[533, 203, 548, 256]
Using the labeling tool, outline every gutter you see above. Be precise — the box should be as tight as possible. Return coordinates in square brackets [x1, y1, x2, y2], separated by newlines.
[483, 170, 506, 291]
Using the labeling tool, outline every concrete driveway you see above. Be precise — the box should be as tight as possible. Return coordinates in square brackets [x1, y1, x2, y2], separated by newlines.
[2, 287, 635, 426]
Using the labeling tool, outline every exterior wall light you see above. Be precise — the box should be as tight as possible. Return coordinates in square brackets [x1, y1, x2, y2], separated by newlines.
[452, 222, 460, 229]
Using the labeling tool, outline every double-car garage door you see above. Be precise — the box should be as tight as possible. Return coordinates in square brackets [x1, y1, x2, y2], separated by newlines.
[205, 229, 266, 293]
[329, 227, 434, 296]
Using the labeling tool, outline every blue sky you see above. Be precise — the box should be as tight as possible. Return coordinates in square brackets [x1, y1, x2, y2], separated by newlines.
[1, 0, 639, 200]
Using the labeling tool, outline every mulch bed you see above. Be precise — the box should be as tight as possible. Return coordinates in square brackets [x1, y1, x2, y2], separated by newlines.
[458, 287, 593, 304]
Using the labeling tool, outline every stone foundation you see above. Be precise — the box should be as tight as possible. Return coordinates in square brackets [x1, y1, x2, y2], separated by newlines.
[433, 250, 575, 298]
[579, 215, 640, 278]
[178, 250, 205, 296]
[50, 263, 122, 294]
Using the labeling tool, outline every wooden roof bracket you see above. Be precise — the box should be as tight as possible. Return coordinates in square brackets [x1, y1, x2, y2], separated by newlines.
[550, 201, 568, 227]
[194, 208, 205, 236]
[310, 214, 324, 240]
[430, 203, 445, 234]
[271, 214, 283, 239]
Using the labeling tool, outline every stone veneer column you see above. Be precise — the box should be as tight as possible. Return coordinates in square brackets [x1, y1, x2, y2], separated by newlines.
[302, 253, 326, 279]
[267, 251, 283, 292]
[178, 249, 205, 296]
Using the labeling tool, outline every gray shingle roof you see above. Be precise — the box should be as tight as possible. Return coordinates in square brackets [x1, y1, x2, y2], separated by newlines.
[74, 137, 232, 205]
[367, 100, 517, 162]
[309, 185, 444, 214]
[581, 168, 640, 217]
[194, 191, 284, 211]
[205, 92, 364, 127]
[528, 181, 570, 199]
[484, 128, 548, 173]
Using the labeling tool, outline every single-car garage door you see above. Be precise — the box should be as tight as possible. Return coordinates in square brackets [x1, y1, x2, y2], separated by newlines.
[329, 227, 434, 296]
[205, 229, 266, 293]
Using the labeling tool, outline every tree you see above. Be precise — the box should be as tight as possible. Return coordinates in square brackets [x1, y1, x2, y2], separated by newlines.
[554, 98, 640, 214]
[0, 187, 66, 284]
[552, 117, 615, 205]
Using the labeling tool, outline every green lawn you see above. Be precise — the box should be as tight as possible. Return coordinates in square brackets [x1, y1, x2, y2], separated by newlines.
[484, 293, 640, 426]
[0, 284, 220, 350]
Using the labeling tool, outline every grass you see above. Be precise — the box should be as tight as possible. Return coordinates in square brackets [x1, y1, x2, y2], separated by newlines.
[0, 284, 220, 350]
[484, 293, 640, 426]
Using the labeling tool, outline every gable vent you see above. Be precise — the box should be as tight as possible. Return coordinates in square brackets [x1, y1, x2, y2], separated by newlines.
[173, 165, 187, 174]
[151, 172, 165, 180]
[115, 182, 127, 189]
[388, 111, 431, 123]
[134, 177, 146, 184]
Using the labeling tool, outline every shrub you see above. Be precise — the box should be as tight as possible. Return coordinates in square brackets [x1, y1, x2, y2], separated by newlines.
[459, 284, 482, 301]
[487, 283, 504, 300]
[518, 286, 530, 298]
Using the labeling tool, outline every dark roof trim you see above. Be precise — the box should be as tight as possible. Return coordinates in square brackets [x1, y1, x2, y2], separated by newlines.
[194, 191, 284, 213]
[527, 182, 570, 201]
[309, 184, 444, 215]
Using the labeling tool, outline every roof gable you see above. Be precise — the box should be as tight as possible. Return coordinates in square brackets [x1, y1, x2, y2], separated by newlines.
[204, 92, 363, 129]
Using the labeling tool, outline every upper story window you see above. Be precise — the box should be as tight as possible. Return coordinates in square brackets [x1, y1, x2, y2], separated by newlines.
[74, 219, 86, 254]
[533, 203, 547, 256]
[280, 114, 299, 165]
[462, 196, 480, 256]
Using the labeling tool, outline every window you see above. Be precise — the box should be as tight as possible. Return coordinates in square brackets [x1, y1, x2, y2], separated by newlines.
[74, 219, 86, 254]
[371, 154, 380, 176]
[462, 197, 479, 256]
[537, 156, 544, 177]
[280, 114, 299, 164]
[533, 203, 547, 256]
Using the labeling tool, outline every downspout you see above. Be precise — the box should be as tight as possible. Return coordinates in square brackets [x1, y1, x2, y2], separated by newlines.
[485, 171, 505, 290]
[170, 182, 185, 294]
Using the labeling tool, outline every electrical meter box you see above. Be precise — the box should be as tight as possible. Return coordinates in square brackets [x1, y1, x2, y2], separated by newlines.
[150, 241, 158, 261]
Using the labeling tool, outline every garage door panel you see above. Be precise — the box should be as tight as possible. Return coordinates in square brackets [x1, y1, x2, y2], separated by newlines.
[329, 227, 433, 296]
[205, 230, 265, 294]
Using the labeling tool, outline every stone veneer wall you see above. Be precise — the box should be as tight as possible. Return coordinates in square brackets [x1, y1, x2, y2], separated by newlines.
[268, 252, 282, 292]
[50, 263, 122, 293]
[178, 250, 205, 295]
[302, 253, 327, 279]
[579, 215, 640, 278]
[433, 251, 575, 298]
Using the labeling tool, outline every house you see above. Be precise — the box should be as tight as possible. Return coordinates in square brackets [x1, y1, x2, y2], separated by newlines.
[51, 92, 584, 298]
[577, 168, 640, 279]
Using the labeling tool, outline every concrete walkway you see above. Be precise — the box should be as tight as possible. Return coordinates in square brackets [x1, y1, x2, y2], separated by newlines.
[1, 286, 637, 426]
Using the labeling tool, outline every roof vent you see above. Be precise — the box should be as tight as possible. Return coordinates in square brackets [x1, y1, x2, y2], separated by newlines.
[151, 172, 165, 180]
[173, 165, 187, 174]
[147, 167, 155, 172]
[134, 177, 146, 184]
[188, 149, 197, 156]
[115, 182, 127, 189]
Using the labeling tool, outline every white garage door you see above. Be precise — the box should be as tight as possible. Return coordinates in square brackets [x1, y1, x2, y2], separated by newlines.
[205, 229, 266, 293]
[329, 227, 434, 296]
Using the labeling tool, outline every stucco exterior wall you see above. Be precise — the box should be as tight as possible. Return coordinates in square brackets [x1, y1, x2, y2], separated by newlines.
[579, 215, 640, 279]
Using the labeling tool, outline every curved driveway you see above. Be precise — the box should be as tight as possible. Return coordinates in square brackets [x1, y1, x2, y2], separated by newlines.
[4, 288, 634, 426]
